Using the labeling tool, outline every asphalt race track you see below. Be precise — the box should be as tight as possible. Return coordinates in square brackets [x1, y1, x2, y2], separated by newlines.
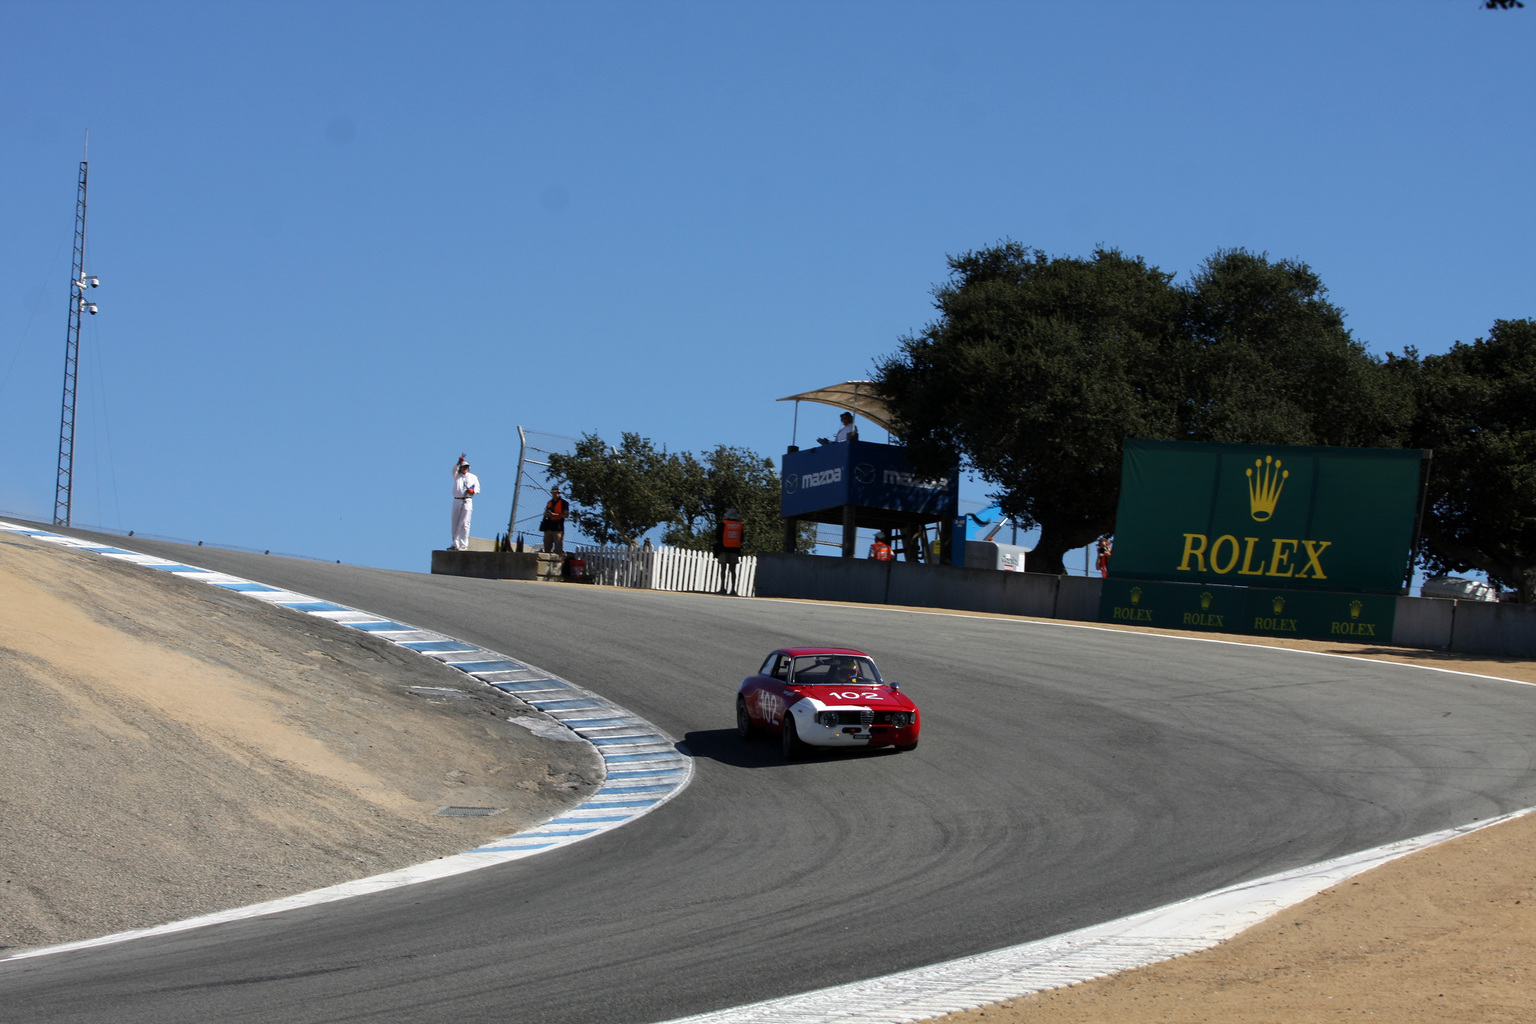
[4, 534, 1536, 1024]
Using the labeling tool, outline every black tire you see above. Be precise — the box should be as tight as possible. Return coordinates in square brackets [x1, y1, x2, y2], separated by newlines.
[736, 697, 757, 740]
[781, 714, 803, 760]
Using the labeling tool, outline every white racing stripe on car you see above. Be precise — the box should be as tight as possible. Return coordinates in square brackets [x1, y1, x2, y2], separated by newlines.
[0, 521, 693, 961]
[653, 808, 1533, 1024]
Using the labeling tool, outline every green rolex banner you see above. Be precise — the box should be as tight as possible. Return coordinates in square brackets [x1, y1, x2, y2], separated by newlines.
[1107, 439, 1423, 595]
[1100, 579, 1398, 642]
[1100, 439, 1423, 642]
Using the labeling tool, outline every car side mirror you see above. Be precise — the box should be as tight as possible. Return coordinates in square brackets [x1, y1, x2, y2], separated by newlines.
[888, 682, 900, 690]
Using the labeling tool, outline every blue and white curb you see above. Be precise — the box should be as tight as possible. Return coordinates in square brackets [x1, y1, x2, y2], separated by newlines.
[0, 520, 692, 960]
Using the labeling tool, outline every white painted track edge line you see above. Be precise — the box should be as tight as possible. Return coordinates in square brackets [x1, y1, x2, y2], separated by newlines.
[651, 807, 1536, 1024]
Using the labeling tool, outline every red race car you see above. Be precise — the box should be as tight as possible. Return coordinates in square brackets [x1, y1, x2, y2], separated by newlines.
[736, 647, 920, 759]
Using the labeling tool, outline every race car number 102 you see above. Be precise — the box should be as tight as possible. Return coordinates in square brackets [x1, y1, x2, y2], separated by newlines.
[737, 648, 922, 757]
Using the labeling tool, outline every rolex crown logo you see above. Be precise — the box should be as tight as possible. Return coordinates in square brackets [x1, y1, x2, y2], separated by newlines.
[1200, 591, 1213, 611]
[1349, 599, 1363, 620]
[1272, 595, 1285, 615]
[1130, 586, 1143, 605]
[1246, 456, 1288, 522]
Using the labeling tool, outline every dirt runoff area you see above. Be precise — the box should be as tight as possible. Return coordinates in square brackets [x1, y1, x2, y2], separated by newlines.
[0, 531, 603, 952]
[3, 535, 1535, 1024]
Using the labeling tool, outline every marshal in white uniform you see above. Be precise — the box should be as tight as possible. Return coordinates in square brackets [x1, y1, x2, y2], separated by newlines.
[451, 459, 480, 550]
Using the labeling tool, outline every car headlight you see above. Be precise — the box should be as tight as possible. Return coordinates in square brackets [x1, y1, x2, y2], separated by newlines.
[816, 711, 839, 728]
[890, 712, 913, 728]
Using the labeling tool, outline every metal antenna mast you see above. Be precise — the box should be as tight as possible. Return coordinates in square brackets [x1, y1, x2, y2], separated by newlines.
[56, 143, 99, 527]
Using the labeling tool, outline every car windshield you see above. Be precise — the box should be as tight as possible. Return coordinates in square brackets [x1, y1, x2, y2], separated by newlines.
[789, 655, 882, 685]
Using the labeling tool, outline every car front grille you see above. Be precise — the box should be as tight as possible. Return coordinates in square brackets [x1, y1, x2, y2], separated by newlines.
[828, 710, 902, 725]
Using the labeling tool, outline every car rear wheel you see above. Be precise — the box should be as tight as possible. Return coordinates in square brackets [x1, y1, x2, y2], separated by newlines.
[781, 714, 803, 760]
[736, 697, 757, 740]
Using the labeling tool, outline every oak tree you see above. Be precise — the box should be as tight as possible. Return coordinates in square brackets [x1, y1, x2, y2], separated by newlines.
[875, 243, 1412, 573]
[1411, 319, 1536, 602]
[546, 432, 682, 547]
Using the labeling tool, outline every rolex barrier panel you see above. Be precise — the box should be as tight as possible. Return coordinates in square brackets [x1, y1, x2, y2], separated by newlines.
[1109, 439, 1422, 596]
[741, 553, 1536, 657]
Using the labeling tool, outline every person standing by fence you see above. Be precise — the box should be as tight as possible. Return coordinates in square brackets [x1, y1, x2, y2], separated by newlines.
[715, 507, 743, 595]
[542, 487, 569, 554]
[450, 455, 480, 551]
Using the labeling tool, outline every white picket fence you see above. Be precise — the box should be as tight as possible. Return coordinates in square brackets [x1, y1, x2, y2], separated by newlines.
[571, 544, 758, 597]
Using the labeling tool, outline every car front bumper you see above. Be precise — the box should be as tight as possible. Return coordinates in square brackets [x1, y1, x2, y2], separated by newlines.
[797, 717, 918, 748]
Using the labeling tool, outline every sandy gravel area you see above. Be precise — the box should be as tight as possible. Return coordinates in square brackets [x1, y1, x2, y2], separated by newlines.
[933, 810, 1536, 1023]
[0, 531, 602, 952]
[2, 531, 1533, 1024]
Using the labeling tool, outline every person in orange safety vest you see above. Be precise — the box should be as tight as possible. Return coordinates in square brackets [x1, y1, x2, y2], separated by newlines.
[868, 532, 894, 561]
[714, 508, 744, 595]
[542, 487, 569, 554]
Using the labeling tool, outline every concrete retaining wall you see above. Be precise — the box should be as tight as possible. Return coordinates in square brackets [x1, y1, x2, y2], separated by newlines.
[887, 561, 1011, 614]
[1449, 600, 1536, 657]
[431, 549, 563, 581]
[753, 553, 887, 604]
[756, 553, 1534, 658]
[1055, 575, 1105, 622]
[1391, 595, 1536, 656]
[1392, 595, 1455, 650]
[755, 553, 1101, 621]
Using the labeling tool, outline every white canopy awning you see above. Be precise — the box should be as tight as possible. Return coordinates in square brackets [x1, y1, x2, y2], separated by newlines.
[777, 380, 898, 435]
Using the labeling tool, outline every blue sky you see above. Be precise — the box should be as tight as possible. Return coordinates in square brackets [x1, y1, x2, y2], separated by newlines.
[1, 1, 1531, 574]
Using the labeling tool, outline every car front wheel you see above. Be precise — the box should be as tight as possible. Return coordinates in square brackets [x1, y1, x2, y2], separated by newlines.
[781, 714, 803, 760]
[736, 697, 757, 740]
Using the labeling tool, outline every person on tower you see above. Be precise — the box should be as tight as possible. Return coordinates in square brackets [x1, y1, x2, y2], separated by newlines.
[450, 455, 480, 551]
[817, 411, 859, 445]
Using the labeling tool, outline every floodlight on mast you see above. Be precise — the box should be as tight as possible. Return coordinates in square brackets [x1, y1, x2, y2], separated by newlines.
[55, 137, 99, 526]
